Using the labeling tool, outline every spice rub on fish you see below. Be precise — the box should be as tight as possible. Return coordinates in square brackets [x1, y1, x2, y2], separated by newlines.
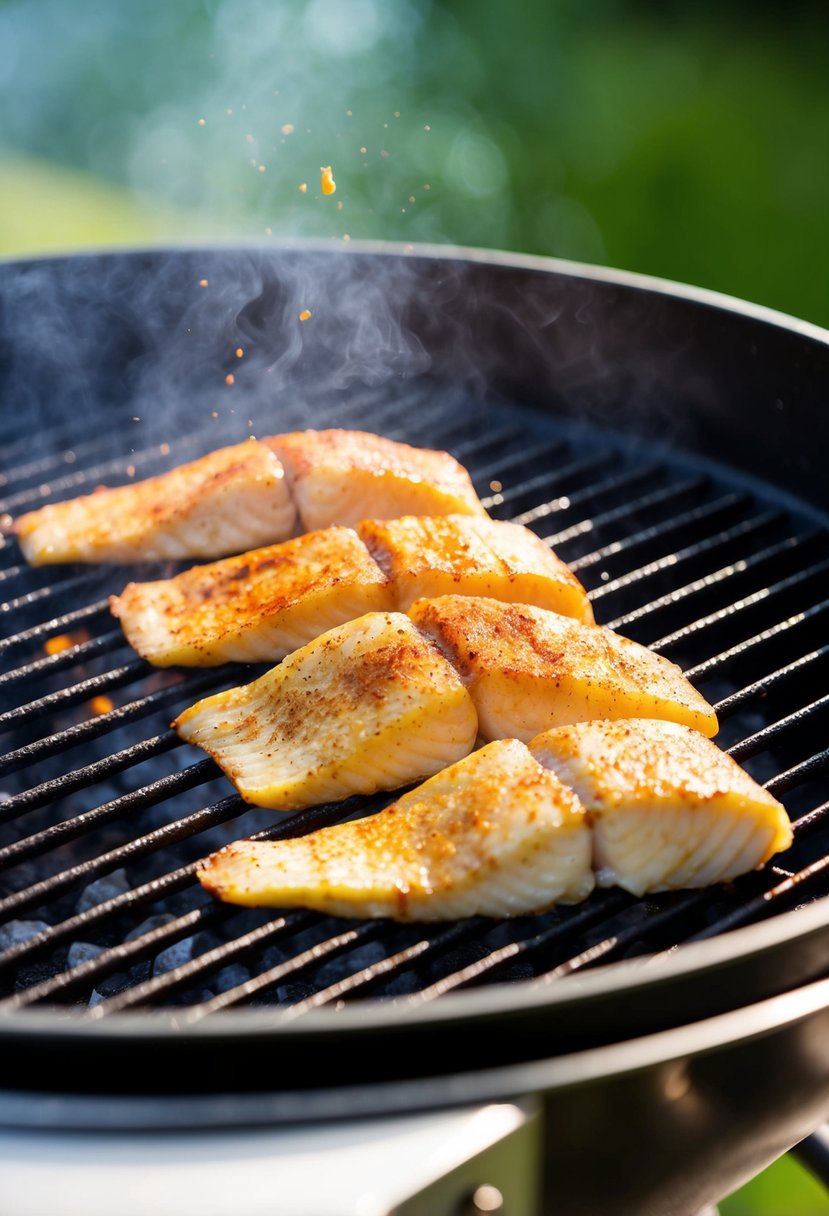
[265, 428, 485, 532]
[357, 513, 594, 622]
[13, 440, 297, 566]
[196, 719, 790, 920]
[174, 597, 716, 814]
[409, 595, 718, 742]
[529, 719, 792, 895]
[173, 612, 478, 811]
[110, 514, 593, 667]
[197, 739, 594, 920]
[13, 429, 485, 566]
[110, 526, 395, 666]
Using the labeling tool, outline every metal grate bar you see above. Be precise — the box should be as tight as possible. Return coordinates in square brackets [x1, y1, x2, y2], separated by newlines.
[632, 557, 829, 653]
[88, 913, 313, 1015]
[0, 778, 233, 922]
[605, 537, 826, 637]
[559, 483, 732, 565]
[587, 512, 786, 604]
[0, 673, 213, 778]
[0, 629, 126, 689]
[0, 662, 148, 732]
[728, 695, 829, 764]
[685, 600, 829, 683]
[713, 648, 829, 720]
[0, 731, 184, 827]
[182, 923, 387, 1019]
[488, 450, 616, 514]
[0, 598, 111, 660]
[507, 458, 643, 526]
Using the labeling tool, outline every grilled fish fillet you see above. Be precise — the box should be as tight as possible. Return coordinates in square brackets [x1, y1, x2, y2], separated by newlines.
[110, 526, 394, 666]
[196, 738, 595, 919]
[173, 612, 478, 811]
[529, 719, 792, 894]
[14, 429, 484, 565]
[358, 513, 594, 622]
[265, 429, 485, 531]
[409, 595, 717, 742]
[110, 514, 593, 667]
[13, 440, 297, 565]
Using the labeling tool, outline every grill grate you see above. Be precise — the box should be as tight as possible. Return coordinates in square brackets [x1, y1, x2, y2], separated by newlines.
[2, 384, 829, 1019]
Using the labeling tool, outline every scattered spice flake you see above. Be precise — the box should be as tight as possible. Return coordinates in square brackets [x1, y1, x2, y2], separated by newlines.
[489, 479, 503, 493]
[359, 146, 367, 155]
[88, 695, 114, 717]
[346, 109, 353, 117]
[281, 123, 295, 135]
[235, 347, 244, 358]
[199, 279, 209, 287]
[197, 118, 206, 126]
[298, 182, 307, 193]
[424, 124, 431, 132]
[159, 442, 170, 456]
[225, 374, 235, 386]
[258, 165, 266, 172]
[409, 195, 416, 203]
[394, 111, 401, 118]
[126, 464, 136, 478]
[342, 233, 351, 241]
[298, 309, 312, 322]
[320, 165, 336, 195]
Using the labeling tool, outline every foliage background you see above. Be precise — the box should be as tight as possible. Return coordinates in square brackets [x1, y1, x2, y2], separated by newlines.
[0, 1, 827, 1208]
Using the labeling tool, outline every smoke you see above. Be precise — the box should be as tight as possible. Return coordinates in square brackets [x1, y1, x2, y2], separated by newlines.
[0, 0, 518, 250]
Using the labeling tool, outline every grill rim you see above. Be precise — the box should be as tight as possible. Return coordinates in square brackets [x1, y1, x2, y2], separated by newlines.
[2, 240, 829, 1053]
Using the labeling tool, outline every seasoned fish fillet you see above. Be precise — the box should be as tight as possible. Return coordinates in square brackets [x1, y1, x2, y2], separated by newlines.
[197, 738, 595, 919]
[358, 514, 594, 622]
[410, 595, 718, 742]
[13, 440, 297, 565]
[110, 527, 394, 666]
[173, 612, 478, 811]
[111, 514, 594, 668]
[265, 429, 485, 531]
[529, 719, 792, 894]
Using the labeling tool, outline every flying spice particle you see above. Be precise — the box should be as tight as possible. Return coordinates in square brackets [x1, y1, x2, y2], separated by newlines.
[258, 165, 266, 172]
[299, 309, 312, 322]
[89, 695, 114, 717]
[281, 123, 295, 135]
[235, 347, 244, 358]
[225, 374, 235, 385]
[199, 279, 209, 287]
[299, 182, 307, 193]
[320, 165, 336, 195]
[197, 118, 206, 126]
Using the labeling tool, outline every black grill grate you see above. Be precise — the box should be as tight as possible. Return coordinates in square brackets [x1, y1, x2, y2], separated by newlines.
[2, 385, 829, 1019]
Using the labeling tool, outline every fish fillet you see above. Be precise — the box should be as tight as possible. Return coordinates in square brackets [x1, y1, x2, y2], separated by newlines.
[13, 440, 297, 565]
[409, 595, 718, 742]
[173, 612, 478, 811]
[110, 526, 394, 666]
[358, 513, 594, 622]
[110, 514, 594, 667]
[529, 719, 792, 894]
[196, 738, 595, 919]
[266, 429, 485, 531]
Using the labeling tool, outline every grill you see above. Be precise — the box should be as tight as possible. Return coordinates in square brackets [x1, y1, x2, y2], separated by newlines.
[1, 243, 829, 1215]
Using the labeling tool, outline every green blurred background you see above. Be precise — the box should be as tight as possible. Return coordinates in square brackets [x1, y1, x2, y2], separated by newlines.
[1, 0, 827, 1209]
